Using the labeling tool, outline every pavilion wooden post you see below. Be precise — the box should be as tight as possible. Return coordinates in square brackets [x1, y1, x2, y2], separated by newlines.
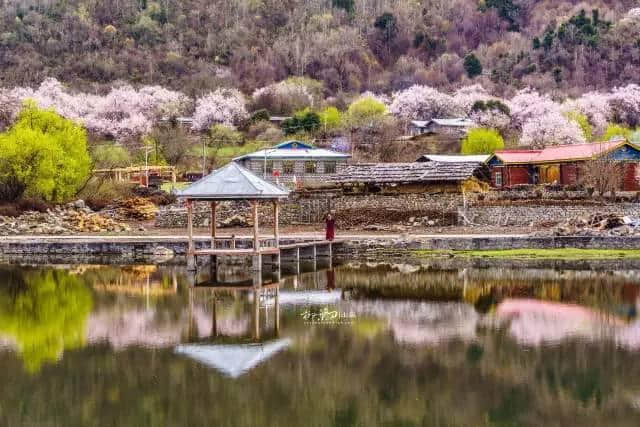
[272, 199, 281, 269]
[252, 200, 261, 272]
[210, 201, 217, 272]
[210, 201, 217, 248]
[273, 200, 280, 247]
[186, 199, 196, 271]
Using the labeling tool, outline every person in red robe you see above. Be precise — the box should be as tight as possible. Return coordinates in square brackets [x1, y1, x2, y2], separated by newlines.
[325, 212, 335, 241]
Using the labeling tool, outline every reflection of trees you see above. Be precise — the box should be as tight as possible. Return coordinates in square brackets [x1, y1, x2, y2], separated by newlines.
[0, 268, 93, 373]
[337, 265, 640, 318]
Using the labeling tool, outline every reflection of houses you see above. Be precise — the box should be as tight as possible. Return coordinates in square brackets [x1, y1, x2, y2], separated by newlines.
[233, 140, 350, 187]
[409, 118, 475, 137]
[332, 161, 490, 194]
[495, 298, 640, 347]
[488, 139, 640, 190]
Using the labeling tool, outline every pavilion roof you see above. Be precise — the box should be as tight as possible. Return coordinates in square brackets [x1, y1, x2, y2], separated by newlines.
[177, 162, 289, 200]
[174, 338, 292, 378]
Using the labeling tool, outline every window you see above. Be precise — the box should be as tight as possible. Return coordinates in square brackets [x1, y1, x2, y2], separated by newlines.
[324, 161, 336, 174]
[495, 171, 503, 187]
[305, 161, 317, 174]
[265, 160, 273, 175]
[283, 161, 294, 175]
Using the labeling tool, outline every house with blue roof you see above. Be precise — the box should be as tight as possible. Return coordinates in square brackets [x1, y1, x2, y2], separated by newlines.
[233, 140, 351, 187]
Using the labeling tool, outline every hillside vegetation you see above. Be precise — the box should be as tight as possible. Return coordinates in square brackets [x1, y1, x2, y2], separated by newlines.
[2, 0, 640, 96]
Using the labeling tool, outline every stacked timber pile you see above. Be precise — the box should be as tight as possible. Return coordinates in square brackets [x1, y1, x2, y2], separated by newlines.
[0, 201, 132, 235]
[532, 213, 640, 237]
[116, 197, 157, 221]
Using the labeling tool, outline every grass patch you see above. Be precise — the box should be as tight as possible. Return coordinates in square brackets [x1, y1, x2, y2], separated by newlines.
[160, 182, 190, 193]
[415, 248, 640, 260]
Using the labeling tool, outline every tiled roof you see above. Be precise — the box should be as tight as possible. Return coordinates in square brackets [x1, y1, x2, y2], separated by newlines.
[411, 118, 475, 128]
[233, 148, 350, 160]
[177, 162, 289, 199]
[417, 154, 491, 163]
[332, 162, 487, 184]
[493, 139, 629, 164]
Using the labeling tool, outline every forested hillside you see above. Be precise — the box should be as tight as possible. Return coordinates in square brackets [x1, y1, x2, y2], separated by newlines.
[2, 0, 640, 97]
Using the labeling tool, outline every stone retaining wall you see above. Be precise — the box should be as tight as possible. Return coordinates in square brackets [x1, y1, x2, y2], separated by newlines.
[464, 204, 640, 226]
[334, 236, 640, 261]
[155, 193, 463, 228]
[5, 236, 640, 259]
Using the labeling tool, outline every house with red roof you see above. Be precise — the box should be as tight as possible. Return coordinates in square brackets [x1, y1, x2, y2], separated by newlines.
[487, 139, 640, 190]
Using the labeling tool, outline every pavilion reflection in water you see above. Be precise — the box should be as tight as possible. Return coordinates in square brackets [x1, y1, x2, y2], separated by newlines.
[176, 260, 346, 378]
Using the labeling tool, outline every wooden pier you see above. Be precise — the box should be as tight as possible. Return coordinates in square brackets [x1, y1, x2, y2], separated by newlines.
[190, 238, 342, 272]
[179, 162, 341, 272]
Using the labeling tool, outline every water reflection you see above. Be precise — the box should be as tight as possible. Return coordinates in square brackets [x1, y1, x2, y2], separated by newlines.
[2, 263, 640, 425]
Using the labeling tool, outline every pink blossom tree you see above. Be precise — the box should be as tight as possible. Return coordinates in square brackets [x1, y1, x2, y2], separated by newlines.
[192, 88, 248, 131]
[1, 78, 191, 140]
[389, 85, 461, 120]
[452, 84, 493, 114]
[563, 91, 612, 137]
[508, 88, 560, 130]
[520, 112, 586, 148]
[608, 84, 640, 127]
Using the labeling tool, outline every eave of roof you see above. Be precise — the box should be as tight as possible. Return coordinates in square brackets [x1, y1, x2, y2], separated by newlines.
[233, 148, 351, 161]
[493, 139, 633, 165]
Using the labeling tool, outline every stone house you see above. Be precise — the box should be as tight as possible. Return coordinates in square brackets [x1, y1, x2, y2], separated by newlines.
[487, 139, 640, 190]
[409, 118, 475, 138]
[331, 161, 490, 195]
[233, 140, 351, 188]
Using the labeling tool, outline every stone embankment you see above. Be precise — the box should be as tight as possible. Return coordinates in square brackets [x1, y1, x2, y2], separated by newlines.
[0, 201, 133, 235]
[3, 235, 640, 262]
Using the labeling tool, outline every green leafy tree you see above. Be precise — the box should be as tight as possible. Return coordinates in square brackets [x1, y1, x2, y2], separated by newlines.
[0, 102, 91, 202]
[318, 106, 343, 132]
[0, 268, 93, 373]
[602, 124, 631, 141]
[282, 109, 321, 135]
[374, 13, 398, 44]
[461, 128, 505, 154]
[464, 53, 483, 78]
[92, 144, 132, 169]
[346, 97, 386, 126]
[332, 0, 355, 14]
[566, 111, 593, 141]
[484, 0, 521, 31]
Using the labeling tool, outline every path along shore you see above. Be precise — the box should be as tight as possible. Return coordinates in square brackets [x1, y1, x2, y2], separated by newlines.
[2, 234, 640, 257]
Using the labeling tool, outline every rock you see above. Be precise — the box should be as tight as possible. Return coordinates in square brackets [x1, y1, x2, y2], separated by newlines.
[220, 214, 248, 228]
[73, 200, 86, 209]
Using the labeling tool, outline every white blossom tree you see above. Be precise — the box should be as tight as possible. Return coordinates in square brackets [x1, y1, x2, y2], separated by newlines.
[192, 88, 248, 131]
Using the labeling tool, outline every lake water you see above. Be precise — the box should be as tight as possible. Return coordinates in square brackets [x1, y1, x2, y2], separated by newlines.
[2, 262, 640, 426]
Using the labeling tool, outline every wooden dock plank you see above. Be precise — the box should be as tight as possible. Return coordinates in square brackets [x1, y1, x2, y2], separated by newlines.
[194, 248, 280, 256]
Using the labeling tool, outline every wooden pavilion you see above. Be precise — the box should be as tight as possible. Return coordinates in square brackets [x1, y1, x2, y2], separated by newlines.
[178, 162, 289, 271]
